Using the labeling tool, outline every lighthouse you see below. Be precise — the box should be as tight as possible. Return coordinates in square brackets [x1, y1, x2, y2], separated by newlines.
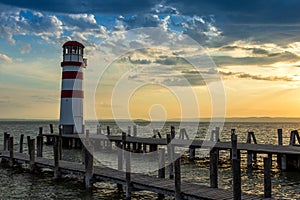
[59, 41, 87, 134]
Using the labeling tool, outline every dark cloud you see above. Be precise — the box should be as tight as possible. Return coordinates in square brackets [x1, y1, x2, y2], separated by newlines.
[154, 57, 188, 65]
[0, 0, 158, 14]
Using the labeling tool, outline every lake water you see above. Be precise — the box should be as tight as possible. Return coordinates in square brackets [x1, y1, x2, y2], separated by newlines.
[0, 120, 300, 199]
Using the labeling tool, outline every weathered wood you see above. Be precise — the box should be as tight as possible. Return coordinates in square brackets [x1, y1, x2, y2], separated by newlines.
[174, 156, 181, 200]
[277, 129, 283, 169]
[85, 145, 94, 190]
[210, 148, 218, 188]
[19, 134, 24, 153]
[133, 125, 137, 137]
[107, 126, 111, 136]
[37, 135, 43, 157]
[97, 125, 102, 135]
[171, 126, 175, 139]
[125, 151, 132, 200]
[128, 126, 131, 136]
[53, 136, 61, 179]
[189, 147, 195, 161]
[158, 148, 165, 199]
[28, 139, 36, 172]
[210, 130, 215, 141]
[215, 127, 220, 142]
[231, 133, 241, 200]
[117, 145, 123, 192]
[9, 137, 14, 167]
[264, 157, 272, 198]
[167, 134, 174, 179]
[39, 127, 43, 136]
[122, 132, 127, 150]
[3, 132, 8, 151]
[232, 158, 241, 200]
[246, 132, 252, 171]
[50, 124, 54, 134]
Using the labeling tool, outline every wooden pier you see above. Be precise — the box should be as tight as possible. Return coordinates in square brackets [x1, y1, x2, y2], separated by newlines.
[2, 126, 300, 199]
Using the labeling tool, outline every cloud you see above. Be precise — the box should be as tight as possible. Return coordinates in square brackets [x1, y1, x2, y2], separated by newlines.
[19, 43, 32, 54]
[0, 53, 13, 62]
[0, 0, 158, 14]
[220, 71, 293, 82]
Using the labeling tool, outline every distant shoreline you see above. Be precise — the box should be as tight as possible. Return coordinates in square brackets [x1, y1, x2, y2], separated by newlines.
[1, 117, 300, 123]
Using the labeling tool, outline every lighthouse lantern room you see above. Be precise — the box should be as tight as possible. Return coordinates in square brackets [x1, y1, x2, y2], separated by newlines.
[59, 41, 87, 134]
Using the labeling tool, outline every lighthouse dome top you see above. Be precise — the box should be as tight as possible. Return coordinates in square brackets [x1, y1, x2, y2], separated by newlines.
[63, 41, 85, 48]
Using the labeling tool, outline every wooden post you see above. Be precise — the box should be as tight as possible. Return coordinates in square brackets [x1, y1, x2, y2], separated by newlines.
[158, 148, 165, 199]
[215, 127, 220, 142]
[277, 129, 283, 169]
[167, 134, 174, 179]
[133, 125, 137, 137]
[122, 132, 126, 149]
[97, 125, 102, 135]
[174, 156, 181, 200]
[171, 126, 175, 139]
[85, 145, 94, 190]
[289, 130, 295, 145]
[281, 154, 287, 171]
[53, 136, 61, 179]
[264, 157, 272, 198]
[125, 151, 132, 200]
[50, 124, 54, 133]
[9, 137, 14, 167]
[210, 148, 218, 188]
[58, 126, 62, 159]
[189, 147, 195, 161]
[210, 130, 215, 141]
[3, 132, 7, 151]
[128, 126, 131, 136]
[231, 134, 241, 200]
[28, 139, 36, 173]
[37, 135, 43, 157]
[19, 134, 24, 153]
[117, 145, 123, 192]
[246, 132, 252, 171]
[107, 126, 110, 136]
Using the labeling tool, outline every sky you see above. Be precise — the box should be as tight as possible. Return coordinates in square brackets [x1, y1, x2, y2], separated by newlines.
[1, 0, 300, 120]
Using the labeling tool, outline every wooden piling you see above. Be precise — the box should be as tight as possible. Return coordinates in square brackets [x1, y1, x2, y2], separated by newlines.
[189, 147, 195, 161]
[174, 156, 181, 200]
[246, 132, 253, 171]
[277, 129, 283, 169]
[210, 148, 218, 188]
[215, 127, 220, 142]
[158, 148, 165, 199]
[210, 130, 215, 141]
[133, 125, 137, 137]
[264, 157, 272, 198]
[28, 139, 36, 173]
[281, 154, 287, 171]
[9, 137, 14, 167]
[37, 135, 43, 157]
[167, 134, 174, 179]
[117, 145, 123, 192]
[3, 132, 8, 151]
[85, 145, 94, 190]
[171, 126, 175, 139]
[231, 134, 241, 200]
[128, 126, 131, 136]
[107, 126, 111, 136]
[50, 124, 54, 133]
[19, 134, 24, 153]
[125, 151, 132, 200]
[53, 136, 61, 179]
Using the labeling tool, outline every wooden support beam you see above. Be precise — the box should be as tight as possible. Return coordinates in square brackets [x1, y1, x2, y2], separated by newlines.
[231, 134, 241, 200]
[9, 137, 14, 167]
[50, 124, 54, 134]
[210, 148, 218, 188]
[3, 132, 8, 151]
[133, 125, 137, 137]
[167, 134, 174, 179]
[28, 139, 36, 173]
[125, 151, 132, 200]
[117, 144, 123, 192]
[53, 136, 61, 179]
[19, 134, 24, 153]
[107, 126, 111, 136]
[174, 156, 181, 200]
[37, 135, 43, 157]
[264, 157, 272, 198]
[277, 129, 283, 169]
[158, 148, 165, 200]
[189, 147, 195, 161]
[171, 126, 175, 139]
[215, 127, 220, 142]
[85, 145, 94, 190]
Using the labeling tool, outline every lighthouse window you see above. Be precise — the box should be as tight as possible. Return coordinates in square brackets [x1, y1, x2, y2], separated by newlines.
[65, 47, 70, 55]
[72, 46, 78, 54]
[79, 47, 82, 55]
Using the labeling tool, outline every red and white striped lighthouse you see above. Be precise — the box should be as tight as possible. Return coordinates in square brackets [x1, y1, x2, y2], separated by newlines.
[59, 41, 87, 134]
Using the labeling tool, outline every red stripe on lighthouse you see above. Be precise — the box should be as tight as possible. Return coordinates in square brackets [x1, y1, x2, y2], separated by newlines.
[62, 71, 83, 79]
[61, 90, 84, 98]
[61, 61, 84, 67]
